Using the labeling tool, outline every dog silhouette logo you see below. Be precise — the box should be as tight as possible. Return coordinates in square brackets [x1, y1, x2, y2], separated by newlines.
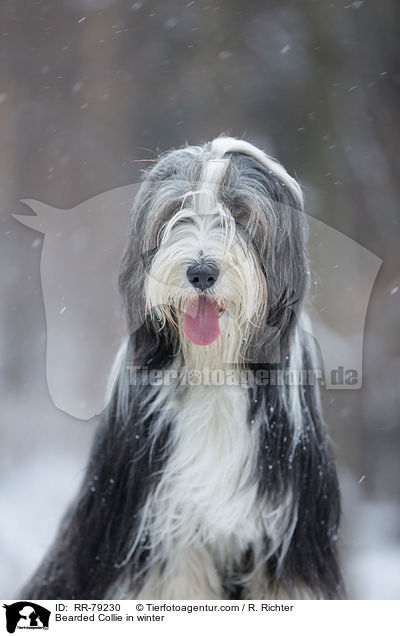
[2, 602, 50, 633]
[14, 185, 381, 419]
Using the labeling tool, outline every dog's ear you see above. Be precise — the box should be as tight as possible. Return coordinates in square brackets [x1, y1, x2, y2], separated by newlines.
[222, 145, 308, 364]
[118, 179, 153, 336]
[266, 188, 309, 360]
[248, 209, 309, 366]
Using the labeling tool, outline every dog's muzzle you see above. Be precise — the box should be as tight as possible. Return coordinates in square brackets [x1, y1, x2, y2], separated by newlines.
[183, 260, 222, 346]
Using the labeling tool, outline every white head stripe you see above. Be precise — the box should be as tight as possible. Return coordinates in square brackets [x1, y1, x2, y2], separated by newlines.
[197, 158, 230, 215]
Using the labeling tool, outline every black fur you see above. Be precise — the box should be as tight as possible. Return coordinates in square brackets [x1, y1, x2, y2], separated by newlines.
[21, 330, 343, 599]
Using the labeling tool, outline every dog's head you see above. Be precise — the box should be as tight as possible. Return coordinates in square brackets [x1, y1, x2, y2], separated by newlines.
[120, 137, 308, 366]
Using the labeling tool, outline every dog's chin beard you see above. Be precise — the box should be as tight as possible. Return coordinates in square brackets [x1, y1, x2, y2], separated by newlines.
[146, 280, 259, 368]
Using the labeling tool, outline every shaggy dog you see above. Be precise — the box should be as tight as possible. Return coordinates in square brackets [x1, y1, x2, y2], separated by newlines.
[22, 137, 343, 600]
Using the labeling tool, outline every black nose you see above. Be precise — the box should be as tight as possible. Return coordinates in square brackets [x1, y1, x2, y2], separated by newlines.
[187, 261, 219, 290]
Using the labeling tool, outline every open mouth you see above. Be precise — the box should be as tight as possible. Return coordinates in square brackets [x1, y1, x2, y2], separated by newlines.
[183, 296, 226, 346]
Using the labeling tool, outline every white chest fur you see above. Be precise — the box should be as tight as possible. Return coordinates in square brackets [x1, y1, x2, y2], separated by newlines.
[125, 381, 296, 599]
[146, 383, 264, 568]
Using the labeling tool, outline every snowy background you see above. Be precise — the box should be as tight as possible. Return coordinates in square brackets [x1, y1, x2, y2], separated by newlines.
[0, 0, 399, 599]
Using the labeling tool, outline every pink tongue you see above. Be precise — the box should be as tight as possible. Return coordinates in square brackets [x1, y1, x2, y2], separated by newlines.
[183, 296, 221, 346]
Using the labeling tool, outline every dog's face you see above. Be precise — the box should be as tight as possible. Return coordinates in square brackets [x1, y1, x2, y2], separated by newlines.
[120, 138, 308, 366]
[145, 181, 266, 365]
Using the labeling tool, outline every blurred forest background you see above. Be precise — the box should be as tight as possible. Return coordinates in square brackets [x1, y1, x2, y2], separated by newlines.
[0, 0, 399, 599]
